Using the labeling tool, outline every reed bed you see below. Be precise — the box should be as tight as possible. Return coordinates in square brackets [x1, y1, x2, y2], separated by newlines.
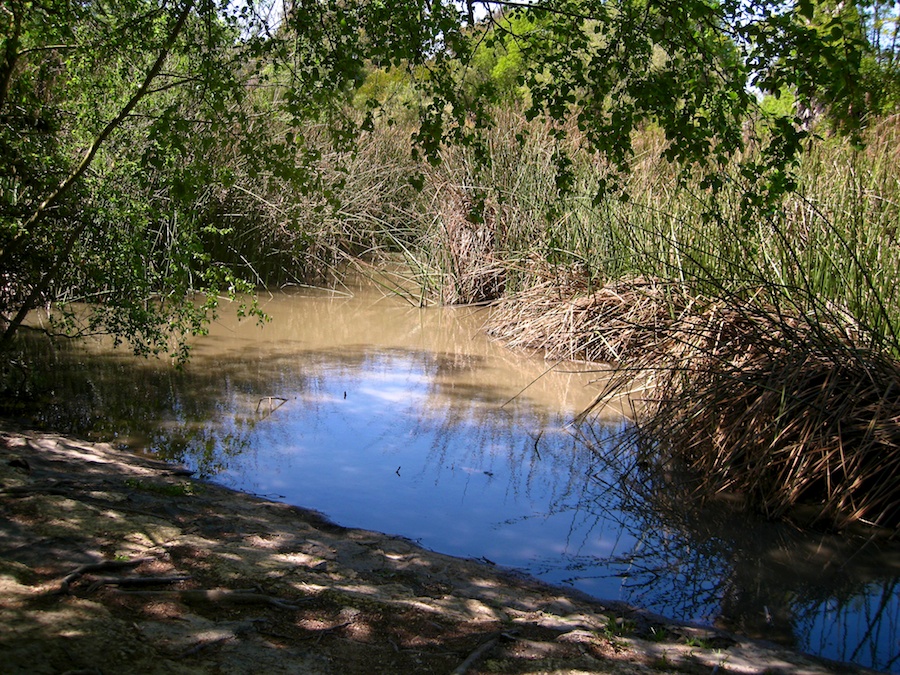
[214, 104, 900, 531]
[489, 275, 900, 530]
[630, 298, 900, 529]
[336, 111, 900, 531]
[484, 273, 694, 363]
[432, 181, 507, 304]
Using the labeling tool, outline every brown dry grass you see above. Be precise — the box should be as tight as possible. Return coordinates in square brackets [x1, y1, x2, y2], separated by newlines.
[435, 182, 507, 304]
[487, 275, 900, 531]
[485, 271, 704, 364]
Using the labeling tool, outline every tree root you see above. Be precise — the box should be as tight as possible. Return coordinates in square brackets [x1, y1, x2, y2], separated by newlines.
[177, 635, 232, 659]
[1, 482, 83, 497]
[55, 557, 154, 595]
[115, 588, 303, 610]
[451, 630, 518, 675]
[175, 619, 264, 659]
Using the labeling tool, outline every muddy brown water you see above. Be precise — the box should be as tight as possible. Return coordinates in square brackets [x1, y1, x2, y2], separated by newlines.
[9, 273, 900, 673]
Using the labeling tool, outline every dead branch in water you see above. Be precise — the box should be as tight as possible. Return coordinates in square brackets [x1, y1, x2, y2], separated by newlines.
[256, 396, 287, 417]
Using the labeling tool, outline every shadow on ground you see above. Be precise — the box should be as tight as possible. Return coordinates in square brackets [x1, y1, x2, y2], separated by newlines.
[0, 428, 877, 674]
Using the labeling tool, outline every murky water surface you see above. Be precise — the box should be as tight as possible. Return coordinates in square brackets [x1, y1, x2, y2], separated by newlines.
[15, 276, 900, 672]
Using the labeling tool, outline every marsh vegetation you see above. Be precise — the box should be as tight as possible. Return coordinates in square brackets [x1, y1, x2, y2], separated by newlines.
[3, 0, 900, 616]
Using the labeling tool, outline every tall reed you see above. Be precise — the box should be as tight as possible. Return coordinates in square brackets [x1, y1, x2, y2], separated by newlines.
[213, 103, 900, 527]
[477, 114, 900, 530]
[198, 120, 426, 287]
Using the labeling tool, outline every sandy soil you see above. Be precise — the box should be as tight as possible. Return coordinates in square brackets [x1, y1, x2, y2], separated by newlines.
[0, 428, 879, 674]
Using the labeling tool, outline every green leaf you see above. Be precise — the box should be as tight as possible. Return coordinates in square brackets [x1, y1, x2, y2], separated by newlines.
[798, 0, 815, 21]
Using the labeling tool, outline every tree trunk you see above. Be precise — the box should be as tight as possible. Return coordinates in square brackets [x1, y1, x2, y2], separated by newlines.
[0, 0, 196, 350]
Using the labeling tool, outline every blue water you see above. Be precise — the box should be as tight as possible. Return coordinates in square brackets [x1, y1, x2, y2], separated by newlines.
[23, 284, 900, 672]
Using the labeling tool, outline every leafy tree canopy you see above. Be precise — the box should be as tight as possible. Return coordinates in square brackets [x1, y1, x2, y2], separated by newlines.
[1, 0, 896, 362]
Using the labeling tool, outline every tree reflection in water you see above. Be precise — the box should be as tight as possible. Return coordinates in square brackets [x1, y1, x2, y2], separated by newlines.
[572, 422, 900, 671]
[7, 289, 900, 673]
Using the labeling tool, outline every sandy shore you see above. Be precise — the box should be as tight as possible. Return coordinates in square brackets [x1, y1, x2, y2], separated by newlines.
[0, 427, 878, 674]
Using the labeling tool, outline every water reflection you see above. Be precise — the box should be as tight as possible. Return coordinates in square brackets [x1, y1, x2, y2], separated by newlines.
[6, 280, 900, 673]
[574, 424, 900, 670]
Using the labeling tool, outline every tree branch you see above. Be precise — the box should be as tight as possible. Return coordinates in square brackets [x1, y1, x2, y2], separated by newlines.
[0, 1, 22, 113]
[0, 1, 196, 349]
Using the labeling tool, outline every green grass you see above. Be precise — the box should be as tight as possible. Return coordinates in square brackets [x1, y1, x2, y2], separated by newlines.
[124, 477, 197, 497]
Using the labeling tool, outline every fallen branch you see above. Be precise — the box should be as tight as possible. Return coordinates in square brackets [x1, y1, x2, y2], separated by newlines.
[86, 575, 191, 593]
[91, 575, 191, 586]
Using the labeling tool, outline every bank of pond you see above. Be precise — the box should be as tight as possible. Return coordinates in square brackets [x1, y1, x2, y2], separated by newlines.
[4, 278, 900, 673]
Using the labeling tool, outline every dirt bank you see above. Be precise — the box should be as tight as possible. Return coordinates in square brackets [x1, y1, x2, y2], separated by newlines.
[0, 428, 878, 674]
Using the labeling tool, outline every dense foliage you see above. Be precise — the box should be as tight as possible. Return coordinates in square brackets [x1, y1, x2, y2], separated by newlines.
[1, 0, 897, 359]
[2, 0, 900, 530]
[0, 0, 365, 360]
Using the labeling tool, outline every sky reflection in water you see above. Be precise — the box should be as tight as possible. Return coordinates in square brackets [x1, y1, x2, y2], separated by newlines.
[162, 349, 632, 589]
[21, 280, 900, 673]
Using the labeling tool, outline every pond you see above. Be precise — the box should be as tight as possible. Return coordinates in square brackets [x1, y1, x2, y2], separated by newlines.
[11, 273, 900, 673]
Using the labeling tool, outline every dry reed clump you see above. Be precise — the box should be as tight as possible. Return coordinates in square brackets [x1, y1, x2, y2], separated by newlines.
[488, 277, 900, 532]
[485, 274, 701, 363]
[436, 182, 506, 304]
[636, 306, 900, 531]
